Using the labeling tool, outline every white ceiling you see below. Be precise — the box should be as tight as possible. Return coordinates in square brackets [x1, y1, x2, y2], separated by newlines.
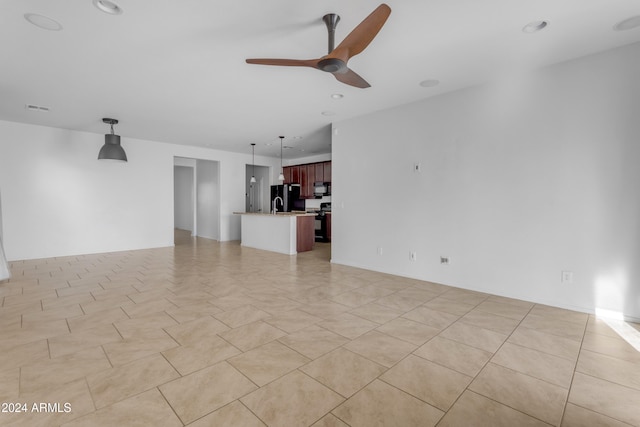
[2, 0, 640, 159]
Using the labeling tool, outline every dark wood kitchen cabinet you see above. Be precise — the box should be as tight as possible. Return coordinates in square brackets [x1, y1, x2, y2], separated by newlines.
[283, 166, 302, 185]
[296, 215, 315, 252]
[323, 161, 331, 182]
[282, 166, 292, 184]
[315, 164, 324, 182]
[282, 160, 331, 199]
[305, 164, 315, 198]
[299, 166, 309, 198]
[291, 165, 300, 184]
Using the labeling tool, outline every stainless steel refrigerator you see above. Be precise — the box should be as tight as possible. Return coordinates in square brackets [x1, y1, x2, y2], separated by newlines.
[270, 184, 301, 212]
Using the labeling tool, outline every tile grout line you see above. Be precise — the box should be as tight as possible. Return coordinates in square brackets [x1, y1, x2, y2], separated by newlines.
[304, 294, 480, 424]
[432, 300, 545, 425]
[238, 399, 269, 427]
[374, 295, 501, 418]
[83, 376, 99, 417]
[440, 390, 555, 427]
[558, 315, 588, 426]
[155, 386, 187, 426]
[295, 368, 350, 424]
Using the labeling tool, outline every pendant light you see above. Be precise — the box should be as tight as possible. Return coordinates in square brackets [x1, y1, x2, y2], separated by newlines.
[98, 118, 127, 162]
[250, 143, 257, 184]
[278, 136, 285, 181]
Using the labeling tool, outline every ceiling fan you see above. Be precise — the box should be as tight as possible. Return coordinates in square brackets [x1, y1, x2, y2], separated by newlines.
[246, 4, 391, 88]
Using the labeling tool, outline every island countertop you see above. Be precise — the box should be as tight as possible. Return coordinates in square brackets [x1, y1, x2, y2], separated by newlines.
[233, 211, 316, 217]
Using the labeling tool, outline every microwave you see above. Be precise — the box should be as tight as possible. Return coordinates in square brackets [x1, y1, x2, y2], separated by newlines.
[313, 182, 331, 197]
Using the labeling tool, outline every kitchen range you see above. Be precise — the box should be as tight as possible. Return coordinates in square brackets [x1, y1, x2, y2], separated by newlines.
[313, 202, 331, 242]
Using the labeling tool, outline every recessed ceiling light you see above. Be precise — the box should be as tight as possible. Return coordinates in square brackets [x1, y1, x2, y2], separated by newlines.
[292, 136, 303, 140]
[331, 93, 344, 99]
[93, 0, 123, 15]
[522, 20, 548, 33]
[321, 111, 336, 116]
[419, 79, 440, 88]
[614, 16, 640, 31]
[24, 13, 63, 31]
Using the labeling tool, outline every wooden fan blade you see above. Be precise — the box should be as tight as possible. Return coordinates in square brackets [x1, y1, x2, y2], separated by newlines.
[333, 68, 370, 88]
[331, 4, 391, 62]
[246, 58, 319, 68]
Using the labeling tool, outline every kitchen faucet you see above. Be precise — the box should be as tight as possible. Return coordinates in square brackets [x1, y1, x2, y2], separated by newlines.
[272, 196, 283, 215]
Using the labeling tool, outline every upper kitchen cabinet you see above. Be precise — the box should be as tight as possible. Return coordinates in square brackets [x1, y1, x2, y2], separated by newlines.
[283, 166, 302, 185]
[304, 164, 315, 198]
[282, 166, 292, 184]
[282, 160, 331, 199]
[291, 166, 300, 184]
[315, 164, 324, 182]
[323, 161, 331, 182]
[300, 166, 309, 198]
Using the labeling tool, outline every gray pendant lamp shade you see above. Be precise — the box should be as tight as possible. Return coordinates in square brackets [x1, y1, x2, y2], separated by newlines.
[98, 118, 127, 161]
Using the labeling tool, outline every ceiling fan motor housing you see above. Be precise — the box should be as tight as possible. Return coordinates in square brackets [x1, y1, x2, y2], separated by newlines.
[318, 57, 348, 73]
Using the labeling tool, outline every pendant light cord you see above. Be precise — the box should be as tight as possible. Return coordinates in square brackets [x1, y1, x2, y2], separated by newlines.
[251, 143, 256, 179]
[280, 136, 284, 173]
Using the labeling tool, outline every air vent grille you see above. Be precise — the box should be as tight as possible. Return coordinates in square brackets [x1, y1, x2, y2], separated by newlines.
[25, 104, 50, 112]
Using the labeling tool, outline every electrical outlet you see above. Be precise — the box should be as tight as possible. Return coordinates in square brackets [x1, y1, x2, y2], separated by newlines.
[410, 251, 417, 261]
[440, 256, 450, 265]
[561, 271, 573, 283]
[377, 247, 383, 255]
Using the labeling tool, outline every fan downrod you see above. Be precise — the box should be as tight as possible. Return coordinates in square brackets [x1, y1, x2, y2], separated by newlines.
[322, 14, 340, 53]
[320, 13, 347, 73]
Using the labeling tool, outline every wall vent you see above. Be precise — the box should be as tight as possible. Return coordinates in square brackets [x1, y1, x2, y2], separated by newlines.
[25, 104, 50, 112]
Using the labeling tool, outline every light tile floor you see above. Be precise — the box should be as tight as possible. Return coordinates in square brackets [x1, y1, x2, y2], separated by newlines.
[0, 230, 639, 426]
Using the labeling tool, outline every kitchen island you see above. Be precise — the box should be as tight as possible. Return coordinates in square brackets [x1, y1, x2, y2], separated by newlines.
[235, 212, 316, 255]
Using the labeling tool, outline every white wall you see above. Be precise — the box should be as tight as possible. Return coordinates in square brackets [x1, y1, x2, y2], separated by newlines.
[0, 189, 4, 241]
[196, 159, 219, 240]
[174, 166, 194, 231]
[0, 189, 8, 281]
[332, 42, 640, 321]
[0, 120, 281, 260]
[284, 153, 331, 166]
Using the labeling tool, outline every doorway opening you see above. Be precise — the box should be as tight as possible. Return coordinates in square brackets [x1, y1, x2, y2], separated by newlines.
[245, 164, 270, 213]
[173, 157, 220, 244]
